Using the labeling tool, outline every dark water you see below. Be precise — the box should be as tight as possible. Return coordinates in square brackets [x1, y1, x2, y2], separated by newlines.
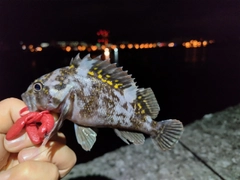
[1, 44, 240, 164]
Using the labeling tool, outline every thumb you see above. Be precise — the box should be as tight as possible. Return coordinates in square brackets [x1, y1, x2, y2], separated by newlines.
[4, 132, 35, 153]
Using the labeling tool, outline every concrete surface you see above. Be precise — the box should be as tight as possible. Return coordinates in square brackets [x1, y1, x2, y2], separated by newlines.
[63, 104, 240, 180]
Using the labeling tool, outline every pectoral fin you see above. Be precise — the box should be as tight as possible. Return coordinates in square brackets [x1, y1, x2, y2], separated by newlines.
[114, 129, 145, 145]
[74, 124, 97, 151]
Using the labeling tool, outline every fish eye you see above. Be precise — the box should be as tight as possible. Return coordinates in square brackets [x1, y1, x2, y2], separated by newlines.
[33, 82, 43, 92]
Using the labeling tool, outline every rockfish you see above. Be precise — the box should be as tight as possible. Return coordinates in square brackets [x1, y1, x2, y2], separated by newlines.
[21, 54, 183, 151]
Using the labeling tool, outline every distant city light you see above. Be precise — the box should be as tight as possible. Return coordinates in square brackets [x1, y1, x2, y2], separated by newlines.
[203, 41, 208, 46]
[35, 47, 42, 52]
[77, 45, 86, 51]
[104, 48, 110, 58]
[110, 44, 117, 49]
[101, 45, 106, 50]
[127, 44, 133, 49]
[182, 40, 209, 48]
[20, 37, 213, 52]
[134, 44, 139, 49]
[144, 43, 149, 48]
[22, 45, 26, 50]
[119, 44, 125, 49]
[168, 42, 175, 47]
[40, 42, 49, 48]
[184, 42, 191, 48]
[157, 42, 166, 47]
[65, 46, 71, 52]
[91, 45, 97, 51]
[28, 45, 33, 50]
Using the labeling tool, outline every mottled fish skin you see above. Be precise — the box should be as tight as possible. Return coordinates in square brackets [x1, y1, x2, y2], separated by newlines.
[22, 54, 183, 151]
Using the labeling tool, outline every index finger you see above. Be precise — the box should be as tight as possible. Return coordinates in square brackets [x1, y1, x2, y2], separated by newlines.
[0, 98, 26, 134]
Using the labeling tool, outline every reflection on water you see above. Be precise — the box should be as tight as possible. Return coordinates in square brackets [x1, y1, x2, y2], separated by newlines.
[113, 48, 119, 65]
[184, 47, 206, 63]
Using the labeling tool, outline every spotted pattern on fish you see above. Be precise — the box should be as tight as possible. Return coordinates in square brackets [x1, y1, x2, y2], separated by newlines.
[21, 54, 183, 151]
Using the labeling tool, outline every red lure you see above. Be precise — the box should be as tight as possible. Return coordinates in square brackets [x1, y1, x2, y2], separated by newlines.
[6, 107, 55, 144]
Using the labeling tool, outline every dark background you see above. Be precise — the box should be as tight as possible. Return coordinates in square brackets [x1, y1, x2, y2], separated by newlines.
[1, 0, 240, 44]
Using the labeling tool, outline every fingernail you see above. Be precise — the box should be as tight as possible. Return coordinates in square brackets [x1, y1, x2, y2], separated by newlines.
[0, 170, 10, 180]
[4, 133, 27, 151]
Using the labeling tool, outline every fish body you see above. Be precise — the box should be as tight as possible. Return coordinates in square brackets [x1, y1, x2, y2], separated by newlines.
[22, 54, 183, 151]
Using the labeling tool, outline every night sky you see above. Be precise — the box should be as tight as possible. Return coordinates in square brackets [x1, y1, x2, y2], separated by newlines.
[1, 0, 240, 44]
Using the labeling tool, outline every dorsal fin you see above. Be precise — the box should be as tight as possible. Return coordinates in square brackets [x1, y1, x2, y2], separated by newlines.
[135, 88, 160, 119]
[70, 53, 83, 67]
[86, 56, 136, 91]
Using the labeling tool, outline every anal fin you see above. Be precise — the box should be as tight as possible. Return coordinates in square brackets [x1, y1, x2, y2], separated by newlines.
[114, 129, 145, 145]
[74, 124, 97, 151]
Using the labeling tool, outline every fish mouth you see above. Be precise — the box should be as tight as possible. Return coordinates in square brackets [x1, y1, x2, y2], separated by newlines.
[21, 93, 38, 112]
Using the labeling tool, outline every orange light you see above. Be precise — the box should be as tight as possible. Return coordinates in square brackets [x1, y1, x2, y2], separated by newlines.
[197, 41, 201, 47]
[66, 46, 71, 52]
[28, 45, 33, 49]
[134, 44, 139, 49]
[119, 44, 125, 49]
[78, 45, 86, 51]
[110, 45, 117, 49]
[35, 47, 42, 52]
[185, 42, 191, 48]
[152, 43, 157, 48]
[91, 45, 97, 51]
[127, 44, 133, 49]
[144, 43, 149, 48]
[168, 42, 174, 47]
[202, 41, 208, 46]
[192, 40, 198, 48]
[140, 44, 144, 49]
[101, 45, 106, 50]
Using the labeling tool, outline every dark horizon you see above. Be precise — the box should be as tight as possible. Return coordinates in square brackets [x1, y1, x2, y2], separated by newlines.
[1, 0, 240, 44]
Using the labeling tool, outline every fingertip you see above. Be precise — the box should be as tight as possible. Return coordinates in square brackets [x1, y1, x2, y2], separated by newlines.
[4, 133, 34, 153]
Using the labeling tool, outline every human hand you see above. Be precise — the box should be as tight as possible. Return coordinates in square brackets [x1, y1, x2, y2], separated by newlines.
[0, 98, 76, 180]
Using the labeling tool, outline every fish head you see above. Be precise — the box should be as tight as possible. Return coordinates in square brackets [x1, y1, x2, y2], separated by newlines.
[21, 68, 72, 113]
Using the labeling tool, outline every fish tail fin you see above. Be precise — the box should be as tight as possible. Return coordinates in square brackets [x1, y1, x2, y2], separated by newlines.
[152, 119, 183, 151]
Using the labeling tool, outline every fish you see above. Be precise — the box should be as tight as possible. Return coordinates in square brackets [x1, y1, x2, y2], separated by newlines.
[21, 54, 183, 151]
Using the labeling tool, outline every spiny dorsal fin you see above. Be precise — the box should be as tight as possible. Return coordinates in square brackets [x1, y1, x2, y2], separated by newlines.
[69, 54, 137, 95]
[135, 88, 160, 119]
[70, 53, 83, 67]
[87, 56, 136, 91]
